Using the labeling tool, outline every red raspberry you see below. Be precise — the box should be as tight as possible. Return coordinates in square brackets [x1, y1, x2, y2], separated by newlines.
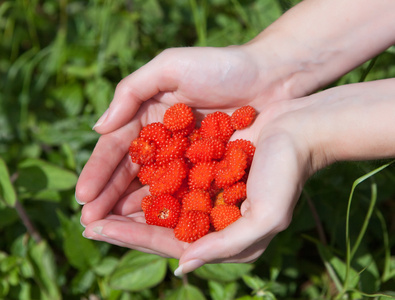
[215, 148, 248, 188]
[200, 111, 234, 143]
[226, 139, 255, 166]
[137, 164, 158, 185]
[182, 189, 212, 214]
[129, 138, 156, 165]
[223, 181, 246, 206]
[210, 205, 241, 231]
[188, 161, 217, 190]
[185, 138, 225, 163]
[141, 195, 155, 213]
[174, 210, 210, 242]
[173, 118, 196, 137]
[230, 105, 256, 130]
[145, 194, 181, 228]
[149, 159, 188, 196]
[156, 135, 188, 164]
[188, 128, 202, 143]
[163, 103, 195, 132]
[172, 179, 189, 201]
[140, 122, 172, 148]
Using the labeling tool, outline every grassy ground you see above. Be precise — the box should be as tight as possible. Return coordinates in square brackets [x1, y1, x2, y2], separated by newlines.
[1, 0, 395, 299]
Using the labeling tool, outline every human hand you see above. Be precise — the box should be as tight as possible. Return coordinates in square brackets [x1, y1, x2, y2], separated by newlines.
[75, 44, 309, 224]
[79, 93, 316, 269]
[80, 78, 395, 275]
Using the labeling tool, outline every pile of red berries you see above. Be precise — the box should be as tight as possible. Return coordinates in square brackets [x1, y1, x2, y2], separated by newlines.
[129, 103, 256, 242]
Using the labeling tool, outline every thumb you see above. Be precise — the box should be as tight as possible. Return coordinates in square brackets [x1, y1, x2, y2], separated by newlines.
[92, 50, 180, 134]
[174, 131, 306, 276]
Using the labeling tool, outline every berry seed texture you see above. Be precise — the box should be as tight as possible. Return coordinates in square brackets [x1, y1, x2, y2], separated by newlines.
[129, 103, 256, 242]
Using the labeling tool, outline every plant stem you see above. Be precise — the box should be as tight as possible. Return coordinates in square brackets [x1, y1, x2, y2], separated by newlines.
[304, 190, 328, 245]
[14, 199, 42, 243]
[11, 172, 42, 243]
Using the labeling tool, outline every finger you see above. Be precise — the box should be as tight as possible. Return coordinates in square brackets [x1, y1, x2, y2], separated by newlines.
[80, 153, 138, 225]
[106, 212, 146, 224]
[83, 218, 169, 256]
[76, 119, 141, 204]
[83, 218, 187, 259]
[112, 184, 149, 216]
[93, 50, 182, 134]
[176, 132, 305, 274]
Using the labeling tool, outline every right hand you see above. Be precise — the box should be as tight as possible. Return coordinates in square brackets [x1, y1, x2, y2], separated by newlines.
[76, 44, 306, 222]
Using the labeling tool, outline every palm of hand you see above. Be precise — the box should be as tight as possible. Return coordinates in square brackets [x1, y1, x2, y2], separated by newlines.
[77, 46, 306, 271]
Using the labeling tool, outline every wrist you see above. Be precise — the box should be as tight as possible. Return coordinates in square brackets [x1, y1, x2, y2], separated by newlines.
[241, 0, 395, 100]
[240, 31, 321, 101]
[287, 79, 395, 171]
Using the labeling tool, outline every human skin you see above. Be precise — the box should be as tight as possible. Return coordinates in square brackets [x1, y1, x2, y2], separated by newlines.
[80, 78, 395, 275]
[75, 0, 395, 275]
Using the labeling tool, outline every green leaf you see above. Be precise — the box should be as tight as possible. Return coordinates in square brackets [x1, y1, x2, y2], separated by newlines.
[28, 240, 61, 300]
[58, 211, 101, 270]
[85, 77, 113, 115]
[0, 279, 9, 299]
[317, 243, 359, 290]
[51, 82, 84, 116]
[0, 158, 16, 206]
[16, 158, 77, 194]
[242, 275, 266, 291]
[93, 256, 119, 276]
[209, 280, 238, 300]
[355, 253, 380, 293]
[194, 263, 253, 282]
[0, 203, 18, 228]
[167, 284, 206, 300]
[109, 251, 167, 291]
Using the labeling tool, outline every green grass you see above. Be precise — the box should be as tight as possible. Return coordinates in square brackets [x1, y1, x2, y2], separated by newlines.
[1, 0, 395, 299]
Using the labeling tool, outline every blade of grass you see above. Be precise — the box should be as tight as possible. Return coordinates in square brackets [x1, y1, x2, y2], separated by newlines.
[189, 0, 207, 46]
[376, 209, 394, 283]
[302, 234, 343, 293]
[359, 56, 378, 82]
[350, 182, 377, 258]
[341, 160, 394, 298]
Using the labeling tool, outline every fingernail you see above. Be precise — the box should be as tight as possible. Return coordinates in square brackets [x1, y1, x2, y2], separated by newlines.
[80, 216, 86, 228]
[75, 193, 85, 205]
[92, 109, 109, 130]
[93, 226, 107, 237]
[174, 259, 204, 277]
[82, 230, 91, 239]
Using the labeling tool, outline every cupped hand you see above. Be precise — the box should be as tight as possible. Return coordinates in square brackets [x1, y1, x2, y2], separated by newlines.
[75, 45, 301, 220]
[80, 94, 318, 272]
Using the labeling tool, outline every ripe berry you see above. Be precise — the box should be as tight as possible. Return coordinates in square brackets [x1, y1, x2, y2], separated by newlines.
[210, 205, 241, 231]
[230, 105, 256, 130]
[215, 148, 248, 188]
[156, 135, 188, 164]
[138, 164, 158, 185]
[174, 210, 210, 242]
[188, 128, 202, 143]
[185, 138, 225, 163]
[223, 181, 246, 206]
[226, 139, 256, 166]
[164, 103, 195, 132]
[145, 195, 181, 228]
[182, 189, 212, 214]
[140, 122, 171, 148]
[129, 138, 157, 165]
[149, 159, 187, 196]
[200, 111, 234, 143]
[141, 195, 155, 213]
[188, 161, 217, 190]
